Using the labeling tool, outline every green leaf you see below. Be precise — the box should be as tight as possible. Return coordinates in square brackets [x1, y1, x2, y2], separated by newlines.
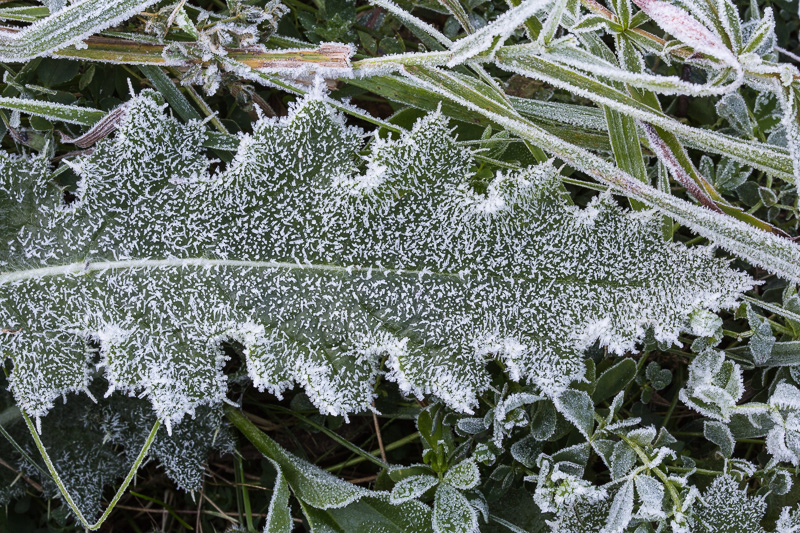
[301, 496, 434, 533]
[529, 400, 557, 441]
[443, 458, 480, 490]
[747, 305, 776, 365]
[389, 474, 439, 504]
[645, 362, 671, 390]
[704, 420, 735, 458]
[0, 5, 49, 23]
[225, 407, 369, 509]
[0, 97, 104, 126]
[433, 484, 478, 533]
[138, 66, 202, 123]
[555, 389, 594, 439]
[493, 49, 795, 184]
[592, 358, 636, 404]
[727, 341, 800, 367]
[610, 441, 636, 479]
[263, 458, 293, 533]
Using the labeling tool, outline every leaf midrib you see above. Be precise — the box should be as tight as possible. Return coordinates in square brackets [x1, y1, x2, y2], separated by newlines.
[0, 257, 643, 288]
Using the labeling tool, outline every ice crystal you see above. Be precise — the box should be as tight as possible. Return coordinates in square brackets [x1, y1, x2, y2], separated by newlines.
[0, 90, 753, 426]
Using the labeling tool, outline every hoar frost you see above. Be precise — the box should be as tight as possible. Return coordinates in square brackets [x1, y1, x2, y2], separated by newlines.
[0, 90, 753, 428]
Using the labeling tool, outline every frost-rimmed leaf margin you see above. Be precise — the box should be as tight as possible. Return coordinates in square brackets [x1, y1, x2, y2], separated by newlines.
[399, 66, 800, 283]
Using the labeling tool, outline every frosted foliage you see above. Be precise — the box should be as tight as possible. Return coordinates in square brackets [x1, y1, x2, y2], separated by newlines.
[5, 393, 134, 521]
[767, 383, 800, 465]
[442, 458, 479, 489]
[534, 457, 607, 514]
[0, 0, 161, 62]
[547, 498, 612, 532]
[634, 475, 665, 521]
[97, 399, 233, 491]
[601, 481, 634, 533]
[446, 0, 554, 66]
[679, 349, 744, 421]
[694, 475, 767, 533]
[433, 483, 478, 533]
[0, 91, 752, 427]
[0, 380, 229, 517]
[777, 506, 800, 533]
[632, 0, 738, 66]
[390, 474, 439, 504]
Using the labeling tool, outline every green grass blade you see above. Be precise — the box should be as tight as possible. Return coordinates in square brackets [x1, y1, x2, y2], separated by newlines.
[0, 0, 160, 62]
[0, 97, 104, 126]
[403, 65, 800, 282]
[139, 65, 202, 122]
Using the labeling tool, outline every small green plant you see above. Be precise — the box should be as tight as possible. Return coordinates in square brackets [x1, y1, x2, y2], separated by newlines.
[0, 0, 799, 531]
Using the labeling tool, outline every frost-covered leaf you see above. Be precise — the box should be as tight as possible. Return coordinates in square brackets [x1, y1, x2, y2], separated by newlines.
[680, 349, 744, 421]
[443, 458, 480, 490]
[610, 441, 636, 480]
[704, 420, 735, 458]
[446, 0, 554, 66]
[593, 358, 636, 404]
[766, 383, 800, 465]
[777, 505, 800, 533]
[510, 434, 541, 468]
[717, 93, 754, 138]
[690, 309, 724, 339]
[433, 483, 478, 533]
[748, 305, 776, 365]
[693, 474, 767, 533]
[631, 0, 739, 66]
[532, 455, 607, 514]
[389, 474, 439, 504]
[601, 481, 634, 533]
[530, 400, 557, 441]
[455, 417, 487, 435]
[264, 459, 292, 533]
[546, 497, 612, 532]
[301, 496, 435, 533]
[645, 361, 672, 390]
[556, 389, 595, 439]
[95, 397, 232, 491]
[0, 90, 753, 430]
[633, 475, 665, 521]
[0, 375, 228, 518]
[626, 426, 656, 447]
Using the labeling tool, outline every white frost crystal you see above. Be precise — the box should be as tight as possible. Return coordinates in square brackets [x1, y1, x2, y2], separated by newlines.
[0, 91, 753, 426]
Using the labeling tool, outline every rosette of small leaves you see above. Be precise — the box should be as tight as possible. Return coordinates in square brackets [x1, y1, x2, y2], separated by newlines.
[388, 405, 483, 532]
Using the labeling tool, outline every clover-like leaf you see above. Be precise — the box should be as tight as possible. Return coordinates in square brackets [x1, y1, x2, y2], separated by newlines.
[433, 483, 478, 533]
[389, 474, 439, 504]
[443, 458, 480, 490]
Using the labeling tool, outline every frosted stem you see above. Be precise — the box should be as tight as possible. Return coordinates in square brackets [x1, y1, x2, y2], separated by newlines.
[22, 409, 160, 530]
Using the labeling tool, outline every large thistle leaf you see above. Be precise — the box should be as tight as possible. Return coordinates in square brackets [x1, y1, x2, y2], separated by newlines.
[0, 90, 752, 427]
